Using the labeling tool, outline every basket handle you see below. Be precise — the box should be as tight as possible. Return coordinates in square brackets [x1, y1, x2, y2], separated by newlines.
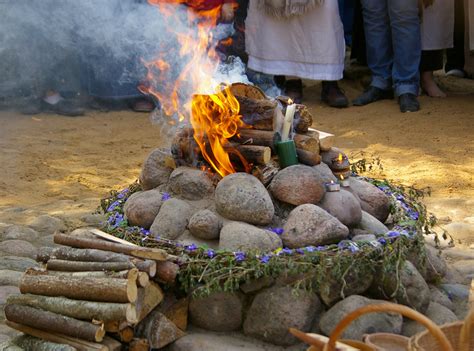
[459, 308, 473, 351]
[324, 302, 454, 351]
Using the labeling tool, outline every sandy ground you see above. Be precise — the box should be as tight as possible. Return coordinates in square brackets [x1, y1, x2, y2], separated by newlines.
[0, 75, 473, 233]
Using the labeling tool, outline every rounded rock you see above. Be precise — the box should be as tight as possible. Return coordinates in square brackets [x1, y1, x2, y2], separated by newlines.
[402, 302, 458, 337]
[282, 204, 349, 248]
[169, 167, 215, 200]
[312, 163, 337, 183]
[0, 240, 37, 259]
[319, 189, 362, 228]
[346, 178, 391, 223]
[215, 173, 274, 225]
[219, 221, 282, 252]
[124, 190, 163, 229]
[188, 210, 222, 240]
[0, 256, 38, 272]
[28, 215, 66, 234]
[269, 165, 325, 206]
[358, 210, 389, 235]
[139, 148, 174, 190]
[150, 198, 192, 240]
[1, 225, 39, 241]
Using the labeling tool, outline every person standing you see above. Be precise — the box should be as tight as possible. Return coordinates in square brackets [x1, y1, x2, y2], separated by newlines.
[353, 0, 421, 112]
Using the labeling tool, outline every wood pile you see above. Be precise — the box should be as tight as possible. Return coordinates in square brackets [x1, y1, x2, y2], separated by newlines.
[4, 229, 187, 351]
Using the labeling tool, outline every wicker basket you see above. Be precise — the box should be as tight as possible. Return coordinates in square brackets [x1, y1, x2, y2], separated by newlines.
[409, 309, 473, 351]
[363, 333, 409, 351]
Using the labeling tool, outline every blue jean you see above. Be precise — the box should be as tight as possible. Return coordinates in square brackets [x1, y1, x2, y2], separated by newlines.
[338, 0, 356, 46]
[360, 0, 421, 96]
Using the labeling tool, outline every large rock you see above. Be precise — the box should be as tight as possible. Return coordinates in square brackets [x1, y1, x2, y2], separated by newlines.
[402, 302, 458, 337]
[319, 190, 362, 228]
[371, 261, 430, 313]
[347, 178, 391, 223]
[189, 292, 243, 332]
[1, 225, 39, 241]
[150, 198, 192, 240]
[0, 256, 38, 272]
[0, 270, 22, 287]
[0, 286, 20, 306]
[215, 173, 274, 225]
[139, 148, 174, 190]
[124, 190, 163, 229]
[219, 222, 282, 252]
[169, 167, 215, 200]
[429, 285, 454, 311]
[319, 295, 403, 340]
[28, 215, 66, 234]
[312, 163, 337, 183]
[188, 210, 222, 240]
[281, 204, 349, 248]
[443, 222, 474, 243]
[243, 286, 321, 346]
[176, 230, 219, 250]
[0, 240, 37, 259]
[424, 246, 448, 283]
[358, 211, 389, 235]
[269, 165, 325, 206]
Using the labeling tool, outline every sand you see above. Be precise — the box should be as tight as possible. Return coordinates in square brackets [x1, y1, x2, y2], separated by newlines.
[0, 76, 473, 234]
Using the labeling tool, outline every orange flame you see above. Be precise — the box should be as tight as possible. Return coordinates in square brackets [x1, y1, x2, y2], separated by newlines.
[142, 1, 246, 176]
[338, 153, 343, 163]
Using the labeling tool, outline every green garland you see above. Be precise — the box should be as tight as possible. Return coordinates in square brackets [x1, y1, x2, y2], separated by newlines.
[98, 176, 435, 298]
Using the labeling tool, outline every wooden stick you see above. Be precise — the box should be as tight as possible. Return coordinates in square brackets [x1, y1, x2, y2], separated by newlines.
[47, 260, 134, 272]
[89, 228, 138, 247]
[129, 338, 150, 351]
[137, 272, 150, 288]
[5, 321, 107, 351]
[7, 294, 138, 324]
[117, 326, 134, 343]
[54, 233, 168, 261]
[20, 273, 138, 303]
[38, 246, 131, 263]
[153, 261, 179, 284]
[136, 282, 165, 322]
[296, 148, 321, 166]
[45, 269, 138, 280]
[5, 304, 105, 342]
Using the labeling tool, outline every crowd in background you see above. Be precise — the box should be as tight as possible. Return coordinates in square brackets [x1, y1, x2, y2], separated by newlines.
[0, 0, 473, 116]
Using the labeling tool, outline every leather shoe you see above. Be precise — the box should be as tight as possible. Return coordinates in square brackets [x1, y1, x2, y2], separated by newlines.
[321, 81, 349, 108]
[42, 100, 85, 117]
[352, 86, 393, 106]
[284, 79, 303, 104]
[399, 93, 420, 113]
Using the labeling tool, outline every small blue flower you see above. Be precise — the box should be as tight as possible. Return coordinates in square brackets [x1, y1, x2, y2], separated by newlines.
[348, 242, 359, 253]
[234, 251, 246, 262]
[378, 237, 387, 245]
[117, 188, 129, 199]
[400, 229, 410, 237]
[269, 227, 284, 235]
[185, 244, 197, 252]
[279, 248, 292, 255]
[387, 231, 400, 238]
[304, 246, 316, 253]
[206, 249, 215, 258]
[260, 255, 271, 264]
[140, 228, 150, 236]
[107, 201, 121, 213]
[315, 246, 326, 251]
[161, 192, 171, 201]
[396, 194, 405, 201]
[296, 248, 305, 255]
[408, 210, 419, 220]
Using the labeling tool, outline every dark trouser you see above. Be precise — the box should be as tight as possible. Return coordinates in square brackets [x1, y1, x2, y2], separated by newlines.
[420, 50, 444, 72]
[445, 0, 465, 72]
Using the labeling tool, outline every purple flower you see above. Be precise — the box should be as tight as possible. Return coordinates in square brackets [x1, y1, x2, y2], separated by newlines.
[315, 246, 326, 251]
[234, 251, 246, 262]
[387, 231, 400, 238]
[408, 210, 419, 220]
[260, 255, 271, 264]
[107, 201, 121, 212]
[304, 246, 316, 253]
[185, 244, 197, 252]
[348, 243, 359, 253]
[269, 227, 284, 235]
[396, 194, 405, 201]
[140, 228, 150, 236]
[161, 192, 171, 201]
[206, 249, 215, 258]
[117, 188, 129, 199]
[279, 248, 292, 255]
[378, 237, 387, 245]
[296, 248, 305, 255]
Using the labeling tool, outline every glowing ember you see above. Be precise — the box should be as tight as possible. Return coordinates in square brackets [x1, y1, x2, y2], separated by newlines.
[338, 153, 343, 163]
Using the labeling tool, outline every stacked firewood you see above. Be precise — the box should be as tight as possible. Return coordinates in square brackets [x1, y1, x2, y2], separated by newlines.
[4, 229, 187, 351]
[171, 83, 336, 185]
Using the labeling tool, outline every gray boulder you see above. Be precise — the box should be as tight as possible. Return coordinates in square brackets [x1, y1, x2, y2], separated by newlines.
[424, 246, 448, 283]
[1, 225, 39, 241]
[282, 204, 349, 248]
[347, 178, 391, 223]
[443, 222, 474, 243]
[243, 286, 321, 346]
[371, 261, 430, 313]
[0, 270, 23, 287]
[352, 233, 377, 242]
[188, 210, 222, 240]
[312, 163, 337, 183]
[139, 148, 174, 190]
[0, 285, 20, 306]
[219, 222, 282, 252]
[319, 190, 362, 228]
[0, 256, 38, 272]
[0, 240, 37, 259]
[150, 198, 192, 240]
[176, 230, 219, 250]
[358, 211, 389, 235]
[319, 295, 403, 340]
[402, 302, 458, 337]
[269, 165, 325, 206]
[124, 190, 163, 229]
[169, 167, 215, 200]
[28, 215, 66, 234]
[189, 292, 243, 331]
[429, 285, 454, 311]
[215, 173, 274, 225]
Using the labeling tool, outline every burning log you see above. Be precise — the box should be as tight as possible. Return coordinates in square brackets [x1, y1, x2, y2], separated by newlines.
[20, 272, 138, 303]
[6, 294, 138, 325]
[236, 96, 277, 130]
[53, 233, 168, 262]
[233, 128, 276, 149]
[296, 149, 322, 166]
[5, 304, 106, 342]
[46, 260, 134, 272]
[225, 144, 272, 165]
[252, 160, 280, 186]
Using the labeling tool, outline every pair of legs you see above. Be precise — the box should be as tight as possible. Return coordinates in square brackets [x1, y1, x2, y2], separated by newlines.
[420, 50, 446, 98]
[355, 0, 421, 112]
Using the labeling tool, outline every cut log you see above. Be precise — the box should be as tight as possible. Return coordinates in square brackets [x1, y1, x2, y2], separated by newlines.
[133, 259, 157, 278]
[293, 134, 320, 154]
[230, 82, 266, 100]
[154, 261, 179, 284]
[294, 104, 313, 133]
[38, 246, 131, 263]
[47, 260, 134, 272]
[5, 304, 105, 342]
[104, 320, 128, 333]
[11, 335, 77, 351]
[309, 128, 335, 151]
[252, 160, 280, 186]
[158, 296, 189, 331]
[136, 311, 185, 349]
[20, 273, 137, 303]
[5, 321, 107, 351]
[45, 269, 138, 280]
[296, 149, 321, 166]
[136, 282, 165, 322]
[129, 338, 150, 351]
[100, 336, 122, 351]
[225, 144, 271, 165]
[233, 129, 276, 149]
[117, 326, 134, 343]
[137, 272, 149, 288]
[235, 95, 277, 130]
[7, 294, 138, 324]
[54, 233, 168, 261]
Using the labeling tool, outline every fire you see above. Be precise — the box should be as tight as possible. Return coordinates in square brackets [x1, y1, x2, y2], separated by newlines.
[142, 0, 246, 177]
[338, 153, 343, 163]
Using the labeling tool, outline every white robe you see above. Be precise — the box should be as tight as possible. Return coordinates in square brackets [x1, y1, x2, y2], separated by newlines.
[245, 0, 345, 81]
[421, 0, 455, 50]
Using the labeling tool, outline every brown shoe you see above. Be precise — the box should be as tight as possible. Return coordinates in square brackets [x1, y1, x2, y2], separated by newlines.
[284, 79, 303, 104]
[321, 81, 349, 108]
